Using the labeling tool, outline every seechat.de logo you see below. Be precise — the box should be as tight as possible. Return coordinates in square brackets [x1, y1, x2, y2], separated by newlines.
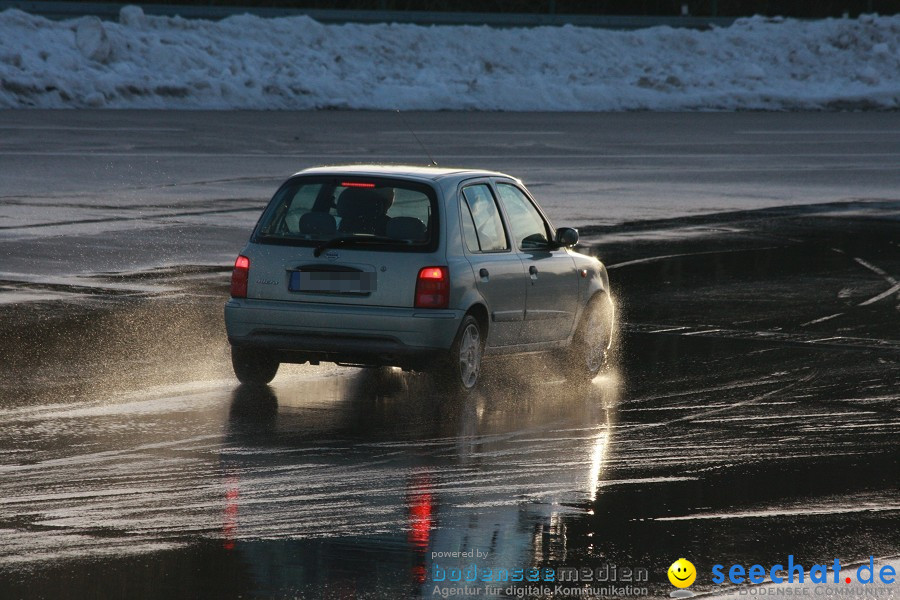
[711, 556, 896, 586]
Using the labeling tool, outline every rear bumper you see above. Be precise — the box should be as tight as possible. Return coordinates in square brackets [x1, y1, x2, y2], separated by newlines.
[225, 298, 462, 367]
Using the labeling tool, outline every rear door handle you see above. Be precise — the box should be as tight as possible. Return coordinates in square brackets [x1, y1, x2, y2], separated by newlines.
[529, 265, 538, 277]
[479, 268, 489, 279]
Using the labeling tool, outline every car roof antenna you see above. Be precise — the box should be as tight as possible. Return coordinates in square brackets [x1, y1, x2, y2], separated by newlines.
[397, 109, 437, 167]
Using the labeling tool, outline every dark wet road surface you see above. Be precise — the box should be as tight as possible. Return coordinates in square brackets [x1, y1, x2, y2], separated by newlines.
[0, 202, 897, 599]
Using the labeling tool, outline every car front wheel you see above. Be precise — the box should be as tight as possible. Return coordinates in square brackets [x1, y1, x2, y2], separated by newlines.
[231, 346, 279, 385]
[438, 314, 485, 393]
[564, 294, 614, 383]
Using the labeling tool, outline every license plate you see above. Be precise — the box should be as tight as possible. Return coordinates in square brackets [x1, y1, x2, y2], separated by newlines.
[289, 270, 376, 294]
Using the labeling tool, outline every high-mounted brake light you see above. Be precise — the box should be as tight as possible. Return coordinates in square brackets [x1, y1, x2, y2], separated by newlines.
[341, 181, 376, 188]
[231, 255, 250, 298]
[415, 266, 449, 309]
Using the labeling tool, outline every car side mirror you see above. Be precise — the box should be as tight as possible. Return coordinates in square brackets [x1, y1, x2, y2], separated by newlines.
[555, 227, 579, 248]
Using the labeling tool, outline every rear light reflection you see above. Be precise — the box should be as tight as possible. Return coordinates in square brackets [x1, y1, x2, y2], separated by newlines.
[408, 489, 433, 547]
[407, 474, 434, 584]
[231, 255, 250, 298]
[223, 474, 239, 551]
[415, 266, 449, 309]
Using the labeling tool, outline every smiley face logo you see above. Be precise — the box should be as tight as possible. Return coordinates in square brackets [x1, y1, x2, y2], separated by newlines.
[668, 558, 697, 588]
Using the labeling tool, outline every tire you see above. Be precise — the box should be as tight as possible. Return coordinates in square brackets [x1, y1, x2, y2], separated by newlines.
[436, 314, 485, 393]
[564, 294, 614, 384]
[231, 346, 279, 385]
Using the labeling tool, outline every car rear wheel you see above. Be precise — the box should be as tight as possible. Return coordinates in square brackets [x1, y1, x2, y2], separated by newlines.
[564, 294, 614, 384]
[437, 315, 484, 393]
[231, 346, 279, 385]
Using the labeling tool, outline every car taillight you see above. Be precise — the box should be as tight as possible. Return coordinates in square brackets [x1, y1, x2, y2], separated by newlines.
[415, 266, 449, 309]
[340, 181, 376, 188]
[231, 255, 250, 298]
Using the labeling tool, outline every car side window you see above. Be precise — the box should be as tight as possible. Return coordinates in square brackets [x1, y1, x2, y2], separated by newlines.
[461, 184, 509, 252]
[460, 197, 481, 253]
[496, 183, 551, 250]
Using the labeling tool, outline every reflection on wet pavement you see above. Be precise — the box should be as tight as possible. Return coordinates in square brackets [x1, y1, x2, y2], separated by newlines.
[0, 203, 897, 599]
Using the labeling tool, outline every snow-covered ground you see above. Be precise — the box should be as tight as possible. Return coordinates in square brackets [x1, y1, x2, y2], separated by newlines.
[0, 6, 898, 110]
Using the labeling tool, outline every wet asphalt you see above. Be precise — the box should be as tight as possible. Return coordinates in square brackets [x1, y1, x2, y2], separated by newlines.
[0, 112, 898, 599]
[0, 201, 897, 599]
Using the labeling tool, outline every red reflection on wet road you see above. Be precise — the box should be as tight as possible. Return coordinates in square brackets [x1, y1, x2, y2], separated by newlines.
[408, 474, 434, 584]
[223, 474, 239, 551]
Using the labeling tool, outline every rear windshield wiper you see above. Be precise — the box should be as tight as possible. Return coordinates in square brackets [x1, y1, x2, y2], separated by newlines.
[313, 235, 408, 257]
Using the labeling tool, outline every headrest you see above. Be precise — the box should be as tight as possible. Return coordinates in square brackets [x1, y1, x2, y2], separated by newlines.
[337, 188, 386, 219]
[298, 211, 336, 235]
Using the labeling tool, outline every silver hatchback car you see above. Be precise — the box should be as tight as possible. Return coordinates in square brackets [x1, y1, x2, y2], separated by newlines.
[224, 165, 614, 391]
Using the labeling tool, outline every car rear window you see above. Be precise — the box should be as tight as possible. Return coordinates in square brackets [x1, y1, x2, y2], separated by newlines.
[253, 176, 438, 252]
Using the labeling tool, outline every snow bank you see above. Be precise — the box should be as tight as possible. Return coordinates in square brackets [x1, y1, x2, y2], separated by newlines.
[0, 7, 898, 110]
